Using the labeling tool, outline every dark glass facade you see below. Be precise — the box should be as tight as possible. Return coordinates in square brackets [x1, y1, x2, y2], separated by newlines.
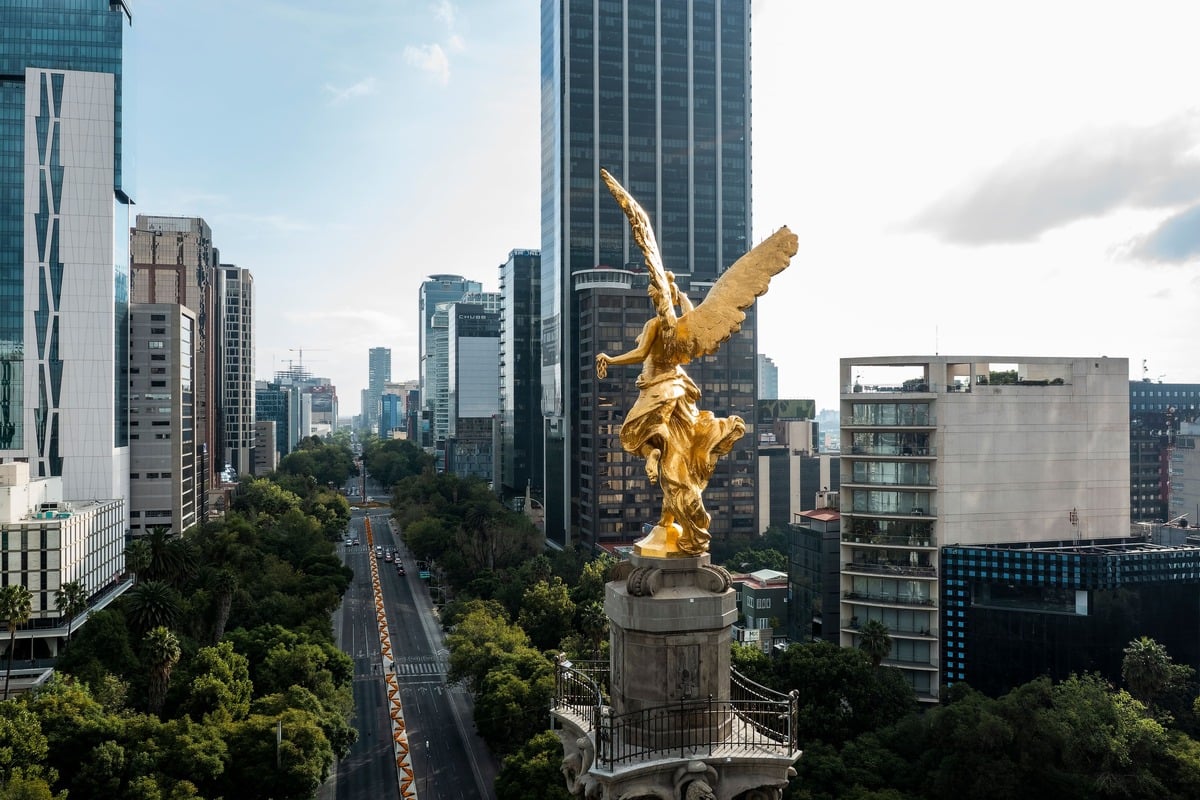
[942, 540, 1200, 695]
[541, 0, 754, 547]
[254, 384, 290, 460]
[1129, 381, 1200, 522]
[499, 250, 543, 495]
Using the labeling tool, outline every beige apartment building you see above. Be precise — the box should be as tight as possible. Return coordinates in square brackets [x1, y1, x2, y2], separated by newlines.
[839, 355, 1130, 701]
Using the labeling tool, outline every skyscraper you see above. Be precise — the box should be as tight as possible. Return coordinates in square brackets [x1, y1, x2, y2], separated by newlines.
[366, 347, 391, 434]
[758, 354, 779, 401]
[541, 0, 756, 547]
[217, 265, 254, 479]
[446, 303, 500, 481]
[129, 303, 198, 536]
[498, 249, 542, 495]
[1, 0, 135, 503]
[419, 275, 481, 448]
[130, 215, 218, 512]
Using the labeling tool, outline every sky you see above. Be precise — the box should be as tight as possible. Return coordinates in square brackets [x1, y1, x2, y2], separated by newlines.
[130, 1, 1200, 415]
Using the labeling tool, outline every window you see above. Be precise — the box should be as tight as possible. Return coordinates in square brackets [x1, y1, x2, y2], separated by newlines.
[148, 341, 164, 349]
[756, 598, 770, 609]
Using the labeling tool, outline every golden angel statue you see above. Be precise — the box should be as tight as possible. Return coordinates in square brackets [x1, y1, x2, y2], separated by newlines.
[595, 169, 797, 557]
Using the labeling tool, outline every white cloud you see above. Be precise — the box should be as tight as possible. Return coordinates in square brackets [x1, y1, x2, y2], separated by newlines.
[323, 77, 378, 104]
[404, 43, 450, 86]
[910, 112, 1200, 246]
[433, 0, 455, 28]
[447, 34, 465, 54]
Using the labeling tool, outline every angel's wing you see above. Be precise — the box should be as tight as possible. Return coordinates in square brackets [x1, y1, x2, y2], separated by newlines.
[600, 168, 675, 323]
[676, 227, 798, 360]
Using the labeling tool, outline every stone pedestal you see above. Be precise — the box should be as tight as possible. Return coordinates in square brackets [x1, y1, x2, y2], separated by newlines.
[606, 552, 737, 749]
[554, 550, 799, 800]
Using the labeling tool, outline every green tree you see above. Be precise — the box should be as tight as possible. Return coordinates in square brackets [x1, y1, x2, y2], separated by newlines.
[0, 769, 67, 800]
[770, 641, 914, 748]
[123, 539, 151, 586]
[184, 640, 252, 722]
[857, 620, 893, 667]
[0, 703, 49, 784]
[252, 685, 357, 760]
[51, 609, 137, 690]
[446, 601, 531, 692]
[517, 578, 576, 651]
[143, 526, 196, 587]
[275, 436, 357, 488]
[209, 569, 238, 644]
[232, 478, 302, 521]
[573, 601, 608, 659]
[123, 581, 181, 635]
[726, 547, 788, 573]
[494, 730, 573, 800]
[53, 581, 88, 642]
[0, 585, 32, 699]
[363, 438, 432, 488]
[143, 626, 180, 718]
[220, 710, 334, 800]
[571, 554, 615, 607]
[472, 649, 555, 755]
[1122, 636, 1172, 706]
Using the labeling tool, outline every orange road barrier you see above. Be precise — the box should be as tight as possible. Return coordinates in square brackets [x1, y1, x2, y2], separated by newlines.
[363, 517, 420, 799]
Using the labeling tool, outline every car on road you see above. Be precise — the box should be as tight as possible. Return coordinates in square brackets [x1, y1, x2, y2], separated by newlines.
[352, 537, 360, 545]
[397, 565, 405, 576]
[375, 546, 383, 557]
[384, 553, 393, 563]
[344, 538, 352, 546]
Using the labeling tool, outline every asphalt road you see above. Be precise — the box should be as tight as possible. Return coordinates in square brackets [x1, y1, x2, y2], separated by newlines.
[323, 508, 499, 800]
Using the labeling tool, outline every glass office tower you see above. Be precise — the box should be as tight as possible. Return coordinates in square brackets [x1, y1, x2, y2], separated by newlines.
[0, 0, 134, 504]
[541, 0, 755, 548]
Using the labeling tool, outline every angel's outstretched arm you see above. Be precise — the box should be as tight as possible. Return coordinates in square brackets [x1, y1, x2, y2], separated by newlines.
[596, 319, 658, 378]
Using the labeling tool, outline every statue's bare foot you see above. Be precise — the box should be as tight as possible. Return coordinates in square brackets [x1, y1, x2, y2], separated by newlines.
[646, 448, 661, 484]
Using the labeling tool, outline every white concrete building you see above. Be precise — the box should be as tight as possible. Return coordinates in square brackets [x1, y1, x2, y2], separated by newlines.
[839, 355, 1130, 701]
[0, 461, 128, 661]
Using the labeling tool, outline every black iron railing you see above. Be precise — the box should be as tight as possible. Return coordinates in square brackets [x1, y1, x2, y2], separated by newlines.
[553, 658, 797, 770]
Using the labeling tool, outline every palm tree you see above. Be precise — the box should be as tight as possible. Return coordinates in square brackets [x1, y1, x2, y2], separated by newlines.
[858, 619, 893, 667]
[124, 580, 181, 634]
[0, 584, 33, 699]
[143, 625, 180, 717]
[211, 569, 237, 644]
[124, 538, 151, 585]
[1122, 636, 1172, 704]
[54, 580, 88, 642]
[145, 526, 196, 586]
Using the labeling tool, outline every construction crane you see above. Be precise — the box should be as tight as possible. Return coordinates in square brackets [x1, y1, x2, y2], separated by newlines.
[289, 348, 328, 376]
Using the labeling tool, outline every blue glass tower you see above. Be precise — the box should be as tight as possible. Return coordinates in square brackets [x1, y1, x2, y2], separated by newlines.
[0, 0, 134, 502]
